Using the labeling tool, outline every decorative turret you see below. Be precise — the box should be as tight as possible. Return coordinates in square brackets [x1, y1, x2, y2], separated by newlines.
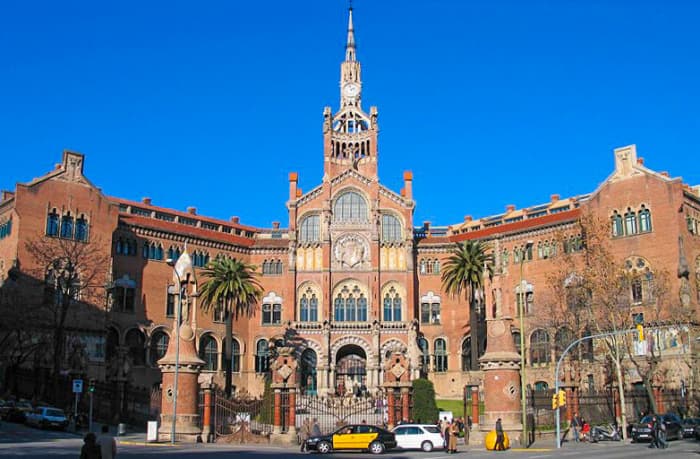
[323, 6, 379, 180]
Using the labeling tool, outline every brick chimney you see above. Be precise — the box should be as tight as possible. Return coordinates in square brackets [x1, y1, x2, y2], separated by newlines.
[464, 215, 473, 222]
[230, 216, 240, 224]
[289, 172, 298, 201]
[506, 204, 516, 213]
[637, 157, 644, 165]
[187, 206, 197, 215]
[272, 221, 280, 229]
[142, 197, 152, 206]
[550, 194, 560, 203]
[403, 171, 413, 200]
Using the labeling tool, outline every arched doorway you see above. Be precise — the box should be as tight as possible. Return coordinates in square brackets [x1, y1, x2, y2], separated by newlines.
[301, 348, 318, 395]
[335, 344, 367, 396]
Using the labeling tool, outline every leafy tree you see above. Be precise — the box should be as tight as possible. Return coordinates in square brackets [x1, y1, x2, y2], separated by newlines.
[199, 256, 262, 396]
[441, 240, 493, 370]
[411, 378, 439, 424]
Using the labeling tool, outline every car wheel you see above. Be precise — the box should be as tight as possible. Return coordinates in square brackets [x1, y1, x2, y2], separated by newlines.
[421, 440, 434, 452]
[369, 441, 385, 454]
[317, 441, 332, 454]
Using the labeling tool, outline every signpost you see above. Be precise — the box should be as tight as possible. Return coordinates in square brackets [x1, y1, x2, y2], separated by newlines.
[72, 379, 83, 431]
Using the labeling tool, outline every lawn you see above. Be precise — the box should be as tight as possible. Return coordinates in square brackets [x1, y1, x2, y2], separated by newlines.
[436, 399, 464, 418]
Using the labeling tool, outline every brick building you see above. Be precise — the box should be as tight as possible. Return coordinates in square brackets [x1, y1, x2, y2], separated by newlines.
[0, 8, 698, 401]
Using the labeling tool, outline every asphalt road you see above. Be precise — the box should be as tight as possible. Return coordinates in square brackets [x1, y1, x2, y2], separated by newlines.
[1, 421, 699, 458]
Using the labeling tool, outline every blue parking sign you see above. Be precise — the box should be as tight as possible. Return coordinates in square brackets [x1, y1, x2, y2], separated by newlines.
[73, 379, 83, 393]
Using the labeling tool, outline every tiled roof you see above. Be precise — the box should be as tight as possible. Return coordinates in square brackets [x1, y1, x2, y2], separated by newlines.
[119, 214, 255, 247]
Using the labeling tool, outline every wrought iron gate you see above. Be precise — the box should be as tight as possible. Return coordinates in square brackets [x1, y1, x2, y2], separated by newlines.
[296, 394, 386, 434]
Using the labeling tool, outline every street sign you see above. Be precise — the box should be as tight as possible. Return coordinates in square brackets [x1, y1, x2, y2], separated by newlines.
[73, 379, 83, 393]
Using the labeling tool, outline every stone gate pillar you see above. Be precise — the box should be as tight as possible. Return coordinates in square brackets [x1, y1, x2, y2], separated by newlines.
[383, 351, 411, 427]
[198, 373, 214, 442]
[479, 318, 522, 440]
[270, 346, 299, 443]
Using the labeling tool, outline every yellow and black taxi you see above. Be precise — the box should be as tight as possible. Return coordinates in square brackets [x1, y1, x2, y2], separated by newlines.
[305, 424, 397, 454]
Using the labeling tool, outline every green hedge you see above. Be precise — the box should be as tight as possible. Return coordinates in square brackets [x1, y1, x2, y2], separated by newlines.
[412, 379, 439, 424]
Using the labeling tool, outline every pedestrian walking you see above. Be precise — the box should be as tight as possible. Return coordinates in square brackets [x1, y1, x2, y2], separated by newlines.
[96, 425, 117, 459]
[311, 418, 322, 437]
[448, 420, 459, 453]
[571, 413, 581, 442]
[80, 432, 101, 459]
[442, 418, 451, 450]
[300, 418, 311, 452]
[494, 418, 506, 451]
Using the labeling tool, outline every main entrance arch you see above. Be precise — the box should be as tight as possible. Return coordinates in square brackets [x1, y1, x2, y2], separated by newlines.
[335, 344, 367, 396]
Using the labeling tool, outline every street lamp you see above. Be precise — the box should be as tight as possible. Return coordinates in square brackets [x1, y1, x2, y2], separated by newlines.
[519, 240, 534, 447]
[166, 258, 183, 445]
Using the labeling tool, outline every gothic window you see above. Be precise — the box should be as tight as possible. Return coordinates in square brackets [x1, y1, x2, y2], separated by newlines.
[383, 286, 402, 322]
[534, 381, 549, 392]
[192, 251, 210, 267]
[199, 334, 218, 371]
[434, 338, 448, 372]
[60, 213, 74, 239]
[46, 209, 59, 236]
[420, 292, 441, 324]
[262, 292, 282, 325]
[624, 208, 638, 235]
[381, 214, 402, 242]
[166, 286, 177, 317]
[299, 215, 320, 242]
[418, 337, 430, 371]
[530, 329, 550, 366]
[563, 235, 584, 253]
[255, 339, 269, 373]
[419, 259, 427, 275]
[231, 339, 241, 373]
[143, 242, 164, 261]
[262, 259, 283, 276]
[501, 248, 509, 267]
[611, 211, 623, 237]
[0, 218, 10, 239]
[125, 328, 145, 366]
[299, 287, 319, 322]
[167, 246, 181, 262]
[512, 330, 522, 355]
[333, 191, 368, 222]
[581, 328, 594, 361]
[625, 257, 654, 304]
[333, 284, 368, 322]
[301, 349, 317, 395]
[149, 330, 169, 366]
[639, 205, 652, 233]
[75, 215, 89, 241]
[461, 337, 472, 371]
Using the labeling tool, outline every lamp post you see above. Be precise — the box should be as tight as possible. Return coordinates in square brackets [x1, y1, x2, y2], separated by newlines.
[166, 258, 183, 445]
[519, 240, 533, 447]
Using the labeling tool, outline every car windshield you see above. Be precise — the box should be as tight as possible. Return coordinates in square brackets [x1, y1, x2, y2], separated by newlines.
[423, 426, 441, 433]
[640, 416, 655, 423]
[46, 409, 65, 417]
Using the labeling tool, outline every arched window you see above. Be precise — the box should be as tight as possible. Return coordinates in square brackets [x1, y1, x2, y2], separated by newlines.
[383, 286, 402, 322]
[434, 338, 448, 372]
[515, 282, 534, 315]
[419, 259, 427, 275]
[534, 381, 549, 392]
[530, 329, 550, 366]
[60, 213, 74, 239]
[555, 327, 575, 359]
[125, 329, 145, 366]
[381, 214, 402, 242]
[625, 257, 654, 304]
[149, 330, 169, 366]
[299, 215, 320, 242]
[333, 284, 367, 322]
[461, 337, 471, 371]
[639, 205, 652, 233]
[624, 208, 638, 235]
[193, 251, 209, 267]
[432, 260, 440, 275]
[255, 339, 269, 373]
[167, 246, 181, 262]
[199, 334, 218, 371]
[262, 292, 282, 325]
[333, 191, 367, 222]
[231, 339, 241, 373]
[611, 211, 623, 237]
[581, 328, 594, 361]
[299, 287, 319, 322]
[418, 337, 430, 371]
[300, 349, 318, 395]
[512, 330, 522, 355]
[75, 215, 89, 241]
[46, 209, 59, 236]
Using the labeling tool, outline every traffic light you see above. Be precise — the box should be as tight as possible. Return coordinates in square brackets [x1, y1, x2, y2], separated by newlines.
[557, 389, 566, 408]
[88, 378, 96, 393]
[636, 324, 644, 341]
[552, 393, 559, 410]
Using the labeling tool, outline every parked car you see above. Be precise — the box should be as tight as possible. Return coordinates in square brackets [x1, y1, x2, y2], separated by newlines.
[681, 418, 700, 438]
[304, 424, 397, 454]
[3, 400, 33, 423]
[392, 424, 444, 452]
[694, 423, 700, 440]
[630, 413, 682, 442]
[25, 406, 69, 430]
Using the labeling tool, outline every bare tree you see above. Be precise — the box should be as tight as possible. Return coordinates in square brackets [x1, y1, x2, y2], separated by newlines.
[24, 234, 111, 379]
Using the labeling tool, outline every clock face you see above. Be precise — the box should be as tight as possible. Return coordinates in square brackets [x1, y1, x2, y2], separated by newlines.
[344, 83, 359, 97]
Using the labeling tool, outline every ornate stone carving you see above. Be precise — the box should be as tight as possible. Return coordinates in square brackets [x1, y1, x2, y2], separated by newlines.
[333, 234, 369, 269]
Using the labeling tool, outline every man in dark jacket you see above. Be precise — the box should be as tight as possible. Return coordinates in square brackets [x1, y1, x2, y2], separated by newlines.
[495, 418, 506, 451]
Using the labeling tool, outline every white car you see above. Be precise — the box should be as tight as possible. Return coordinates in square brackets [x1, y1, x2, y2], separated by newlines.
[392, 424, 444, 452]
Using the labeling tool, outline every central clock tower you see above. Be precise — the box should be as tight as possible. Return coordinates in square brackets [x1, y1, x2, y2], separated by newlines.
[323, 6, 379, 181]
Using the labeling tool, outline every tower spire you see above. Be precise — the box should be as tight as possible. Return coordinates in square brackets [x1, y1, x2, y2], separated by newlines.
[346, 5, 356, 61]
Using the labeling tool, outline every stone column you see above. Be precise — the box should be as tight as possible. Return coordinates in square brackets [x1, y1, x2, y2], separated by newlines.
[198, 373, 214, 442]
[317, 366, 328, 396]
[471, 386, 480, 427]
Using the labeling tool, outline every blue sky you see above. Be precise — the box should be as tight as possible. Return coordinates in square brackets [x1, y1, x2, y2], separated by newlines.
[1, 1, 698, 228]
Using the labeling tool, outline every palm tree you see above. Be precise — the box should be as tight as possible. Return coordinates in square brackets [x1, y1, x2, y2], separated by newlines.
[199, 256, 262, 396]
[441, 240, 493, 371]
